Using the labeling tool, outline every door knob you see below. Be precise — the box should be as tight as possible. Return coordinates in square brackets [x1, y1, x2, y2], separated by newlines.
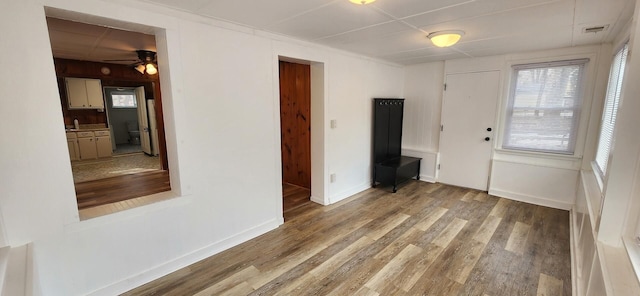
[484, 137, 490, 141]
[487, 127, 492, 132]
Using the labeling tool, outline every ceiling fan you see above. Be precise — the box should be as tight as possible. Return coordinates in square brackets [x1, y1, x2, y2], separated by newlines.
[104, 50, 158, 75]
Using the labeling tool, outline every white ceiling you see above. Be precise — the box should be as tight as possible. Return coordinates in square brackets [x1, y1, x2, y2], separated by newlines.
[47, 0, 634, 65]
[46, 17, 157, 64]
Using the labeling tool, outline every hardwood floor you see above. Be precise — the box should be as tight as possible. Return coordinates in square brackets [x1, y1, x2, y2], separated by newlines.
[124, 181, 571, 296]
[283, 183, 311, 220]
[75, 170, 171, 210]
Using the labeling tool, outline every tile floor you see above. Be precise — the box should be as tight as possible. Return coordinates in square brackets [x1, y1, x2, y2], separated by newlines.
[71, 153, 161, 183]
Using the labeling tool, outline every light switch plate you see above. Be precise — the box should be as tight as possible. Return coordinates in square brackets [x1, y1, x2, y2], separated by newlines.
[330, 120, 337, 129]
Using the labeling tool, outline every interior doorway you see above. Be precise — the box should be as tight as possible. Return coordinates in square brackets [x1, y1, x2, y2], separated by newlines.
[104, 86, 159, 156]
[279, 60, 312, 218]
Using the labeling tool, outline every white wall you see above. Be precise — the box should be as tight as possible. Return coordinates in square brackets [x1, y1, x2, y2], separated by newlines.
[599, 0, 640, 246]
[571, 0, 640, 293]
[402, 62, 444, 182]
[327, 54, 404, 202]
[404, 46, 610, 210]
[0, 0, 404, 294]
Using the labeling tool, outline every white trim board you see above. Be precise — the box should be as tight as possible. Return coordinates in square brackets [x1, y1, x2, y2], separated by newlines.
[328, 182, 371, 205]
[488, 189, 573, 210]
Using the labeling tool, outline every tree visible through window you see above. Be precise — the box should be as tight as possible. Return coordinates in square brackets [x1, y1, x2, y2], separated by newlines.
[503, 59, 588, 154]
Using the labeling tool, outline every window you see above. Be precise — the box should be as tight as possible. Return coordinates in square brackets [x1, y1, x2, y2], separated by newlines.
[503, 59, 588, 154]
[111, 91, 137, 108]
[595, 44, 628, 177]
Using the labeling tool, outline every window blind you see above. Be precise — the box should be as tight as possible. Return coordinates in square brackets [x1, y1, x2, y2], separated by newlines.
[503, 59, 588, 154]
[595, 44, 628, 176]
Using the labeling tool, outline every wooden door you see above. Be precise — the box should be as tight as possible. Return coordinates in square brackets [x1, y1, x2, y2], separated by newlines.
[279, 61, 311, 189]
[438, 71, 500, 191]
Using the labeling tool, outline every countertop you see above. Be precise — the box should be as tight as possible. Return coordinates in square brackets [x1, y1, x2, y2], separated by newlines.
[65, 128, 110, 132]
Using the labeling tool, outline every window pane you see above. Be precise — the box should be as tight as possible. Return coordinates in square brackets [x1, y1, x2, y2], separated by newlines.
[112, 94, 137, 108]
[503, 60, 586, 154]
[595, 44, 628, 176]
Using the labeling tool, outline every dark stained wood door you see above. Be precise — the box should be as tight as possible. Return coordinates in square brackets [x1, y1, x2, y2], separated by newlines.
[279, 61, 311, 189]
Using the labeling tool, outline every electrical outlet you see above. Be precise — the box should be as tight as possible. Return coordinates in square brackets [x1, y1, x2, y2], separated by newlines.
[330, 120, 337, 129]
[330, 173, 336, 183]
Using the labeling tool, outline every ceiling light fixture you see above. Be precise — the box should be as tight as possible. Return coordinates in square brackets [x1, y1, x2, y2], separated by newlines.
[134, 50, 158, 75]
[349, 0, 376, 4]
[134, 64, 146, 74]
[427, 30, 465, 47]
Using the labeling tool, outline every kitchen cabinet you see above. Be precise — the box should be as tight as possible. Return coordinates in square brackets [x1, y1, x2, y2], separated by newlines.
[66, 132, 80, 161]
[94, 130, 112, 158]
[77, 131, 98, 160]
[65, 77, 105, 109]
[66, 129, 112, 160]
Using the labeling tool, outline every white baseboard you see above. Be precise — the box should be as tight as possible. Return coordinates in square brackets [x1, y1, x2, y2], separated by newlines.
[418, 175, 436, 183]
[328, 182, 371, 205]
[310, 195, 325, 205]
[488, 188, 573, 210]
[87, 218, 281, 296]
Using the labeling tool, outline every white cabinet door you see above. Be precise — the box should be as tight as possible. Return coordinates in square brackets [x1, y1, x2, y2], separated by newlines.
[85, 79, 104, 108]
[95, 135, 112, 158]
[67, 139, 80, 161]
[78, 137, 98, 160]
[66, 78, 88, 108]
[438, 71, 500, 191]
[65, 78, 104, 109]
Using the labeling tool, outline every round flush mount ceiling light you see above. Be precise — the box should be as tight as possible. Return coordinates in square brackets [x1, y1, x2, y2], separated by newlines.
[427, 30, 465, 47]
[349, 0, 376, 4]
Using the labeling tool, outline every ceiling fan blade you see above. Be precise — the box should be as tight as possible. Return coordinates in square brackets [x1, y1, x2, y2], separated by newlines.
[103, 59, 139, 62]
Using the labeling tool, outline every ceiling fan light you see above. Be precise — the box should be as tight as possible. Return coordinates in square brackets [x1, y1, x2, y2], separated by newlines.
[427, 30, 464, 47]
[145, 63, 158, 75]
[349, 0, 376, 4]
[134, 64, 146, 74]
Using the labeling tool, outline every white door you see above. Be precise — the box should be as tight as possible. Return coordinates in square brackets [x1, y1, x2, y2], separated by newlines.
[147, 99, 160, 156]
[438, 71, 500, 191]
[135, 86, 152, 154]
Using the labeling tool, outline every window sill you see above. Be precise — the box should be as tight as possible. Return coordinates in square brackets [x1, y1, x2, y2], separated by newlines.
[78, 191, 178, 221]
[623, 237, 640, 286]
[590, 161, 605, 192]
[495, 148, 582, 160]
[494, 148, 583, 170]
[598, 239, 640, 295]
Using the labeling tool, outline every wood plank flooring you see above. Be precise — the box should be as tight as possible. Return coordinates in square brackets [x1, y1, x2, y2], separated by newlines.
[283, 183, 311, 221]
[75, 170, 171, 210]
[123, 181, 571, 296]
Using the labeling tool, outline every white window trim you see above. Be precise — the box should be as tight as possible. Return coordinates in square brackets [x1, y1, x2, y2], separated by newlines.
[594, 43, 629, 184]
[110, 90, 138, 109]
[495, 51, 599, 161]
[502, 58, 589, 155]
